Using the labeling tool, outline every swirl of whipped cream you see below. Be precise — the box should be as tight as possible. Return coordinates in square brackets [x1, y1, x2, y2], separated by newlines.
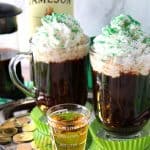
[32, 13, 86, 50]
[31, 13, 89, 63]
[91, 14, 150, 77]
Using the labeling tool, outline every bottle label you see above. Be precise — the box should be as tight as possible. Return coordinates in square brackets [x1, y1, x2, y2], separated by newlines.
[27, 0, 73, 35]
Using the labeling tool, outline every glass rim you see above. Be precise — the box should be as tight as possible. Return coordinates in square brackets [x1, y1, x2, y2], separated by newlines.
[47, 103, 91, 125]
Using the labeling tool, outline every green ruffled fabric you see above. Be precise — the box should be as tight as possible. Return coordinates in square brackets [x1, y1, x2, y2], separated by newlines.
[33, 130, 51, 150]
[30, 106, 50, 135]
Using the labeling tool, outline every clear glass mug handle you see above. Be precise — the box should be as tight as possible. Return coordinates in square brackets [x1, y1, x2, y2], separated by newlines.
[9, 52, 36, 98]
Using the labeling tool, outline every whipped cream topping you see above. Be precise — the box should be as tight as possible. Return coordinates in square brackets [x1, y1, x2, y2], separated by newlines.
[31, 13, 89, 63]
[91, 14, 150, 77]
[32, 13, 86, 50]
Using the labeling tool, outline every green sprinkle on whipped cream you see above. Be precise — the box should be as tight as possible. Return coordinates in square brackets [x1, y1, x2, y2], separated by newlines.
[32, 13, 85, 50]
[91, 14, 150, 77]
[41, 13, 81, 34]
[93, 14, 150, 60]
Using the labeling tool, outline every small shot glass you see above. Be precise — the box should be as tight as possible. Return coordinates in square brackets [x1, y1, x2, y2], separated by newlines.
[47, 103, 91, 150]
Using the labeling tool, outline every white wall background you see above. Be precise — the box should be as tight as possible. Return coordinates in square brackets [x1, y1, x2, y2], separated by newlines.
[1, 0, 150, 51]
[74, 0, 150, 36]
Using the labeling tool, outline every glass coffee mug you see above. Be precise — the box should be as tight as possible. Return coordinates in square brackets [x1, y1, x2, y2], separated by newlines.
[90, 49, 150, 136]
[9, 40, 89, 109]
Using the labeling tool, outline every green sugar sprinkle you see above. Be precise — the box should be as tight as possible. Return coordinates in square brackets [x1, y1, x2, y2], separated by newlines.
[101, 14, 141, 38]
[32, 12, 84, 49]
[143, 37, 150, 45]
[41, 13, 81, 33]
[55, 112, 83, 121]
[93, 14, 150, 58]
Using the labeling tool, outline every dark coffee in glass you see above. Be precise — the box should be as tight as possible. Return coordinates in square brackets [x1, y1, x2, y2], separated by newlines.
[34, 57, 87, 107]
[92, 71, 150, 134]
[0, 48, 25, 99]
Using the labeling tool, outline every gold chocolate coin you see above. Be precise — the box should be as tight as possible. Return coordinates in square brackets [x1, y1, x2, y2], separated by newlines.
[0, 136, 11, 144]
[2, 127, 18, 137]
[22, 121, 36, 132]
[13, 132, 33, 143]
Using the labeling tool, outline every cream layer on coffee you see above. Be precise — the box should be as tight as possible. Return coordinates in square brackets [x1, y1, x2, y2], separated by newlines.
[31, 13, 89, 63]
[91, 14, 150, 77]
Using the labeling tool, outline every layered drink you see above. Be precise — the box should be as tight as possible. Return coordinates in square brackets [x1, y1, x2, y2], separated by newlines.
[31, 13, 89, 108]
[90, 14, 150, 134]
[47, 104, 90, 150]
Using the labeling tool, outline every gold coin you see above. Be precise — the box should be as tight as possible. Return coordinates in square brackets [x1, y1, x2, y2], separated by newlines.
[16, 116, 31, 126]
[13, 132, 33, 143]
[2, 127, 18, 137]
[0, 136, 11, 144]
[22, 121, 36, 132]
[0, 118, 16, 129]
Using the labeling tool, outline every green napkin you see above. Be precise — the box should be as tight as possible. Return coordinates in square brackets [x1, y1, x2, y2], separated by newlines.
[30, 106, 49, 135]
